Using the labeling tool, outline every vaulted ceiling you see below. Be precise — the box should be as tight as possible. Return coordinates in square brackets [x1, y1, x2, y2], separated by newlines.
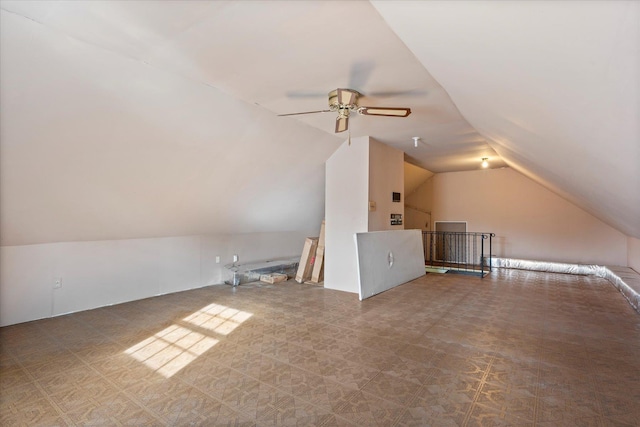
[1, 1, 638, 246]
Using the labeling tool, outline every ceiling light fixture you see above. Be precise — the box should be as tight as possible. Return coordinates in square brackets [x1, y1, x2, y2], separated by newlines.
[412, 137, 420, 148]
[481, 157, 489, 168]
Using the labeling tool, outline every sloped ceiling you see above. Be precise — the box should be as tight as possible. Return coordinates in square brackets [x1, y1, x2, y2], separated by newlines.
[373, 0, 640, 238]
[404, 163, 434, 197]
[0, 1, 637, 246]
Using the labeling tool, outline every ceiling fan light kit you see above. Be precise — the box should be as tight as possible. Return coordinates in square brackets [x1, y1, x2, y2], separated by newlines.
[279, 88, 411, 134]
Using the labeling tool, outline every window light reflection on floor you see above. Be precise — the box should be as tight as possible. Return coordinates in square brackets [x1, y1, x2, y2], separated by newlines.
[124, 303, 252, 378]
[183, 303, 253, 335]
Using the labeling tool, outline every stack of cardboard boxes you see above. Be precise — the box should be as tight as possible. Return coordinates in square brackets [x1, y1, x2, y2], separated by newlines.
[295, 220, 325, 284]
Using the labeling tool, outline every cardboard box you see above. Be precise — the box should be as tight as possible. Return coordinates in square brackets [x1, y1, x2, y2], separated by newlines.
[295, 237, 318, 283]
[310, 246, 324, 283]
[310, 220, 325, 283]
[317, 219, 325, 247]
[260, 273, 288, 284]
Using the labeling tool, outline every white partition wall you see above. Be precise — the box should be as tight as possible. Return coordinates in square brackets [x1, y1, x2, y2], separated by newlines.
[324, 137, 371, 294]
[324, 136, 406, 294]
[355, 230, 425, 300]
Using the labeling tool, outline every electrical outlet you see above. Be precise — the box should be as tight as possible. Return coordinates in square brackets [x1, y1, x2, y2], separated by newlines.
[215, 256, 220, 264]
[233, 254, 239, 263]
[54, 278, 62, 289]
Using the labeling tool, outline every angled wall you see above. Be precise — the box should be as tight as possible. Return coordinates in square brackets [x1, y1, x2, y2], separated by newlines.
[409, 168, 627, 265]
[405, 176, 434, 232]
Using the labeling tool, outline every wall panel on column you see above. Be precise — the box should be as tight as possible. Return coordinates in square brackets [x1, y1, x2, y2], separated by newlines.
[355, 229, 425, 300]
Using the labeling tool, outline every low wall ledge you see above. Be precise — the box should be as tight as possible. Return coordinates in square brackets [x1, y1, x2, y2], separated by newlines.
[487, 258, 640, 314]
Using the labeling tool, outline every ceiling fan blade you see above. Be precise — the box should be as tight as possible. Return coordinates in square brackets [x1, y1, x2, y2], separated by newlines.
[285, 90, 326, 98]
[365, 89, 427, 98]
[335, 116, 349, 133]
[277, 109, 331, 117]
[358, 106, 411, 117]
[337, 88, 357, 106]
[348, 60, 375, 90]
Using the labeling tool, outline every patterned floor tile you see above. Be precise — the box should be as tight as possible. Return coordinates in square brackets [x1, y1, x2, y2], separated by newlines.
[0, 350, 19, 370]
[19, 350, 81, 378]
[64, 392, 158, 425]
[125, 376, 191, 406]
[330, 389, 404, 426]
[68, 336, 126, 363]
[395, 405, 463, 427]
[254, 392, 335, 426]
[0, 396, 69, 427]
[0, 365, 33, 393]
[0, 381, 47, 409]
[145, 387, 227, 425]
[14, 346, 77, 371]
[412, 373, 483, 408]
[316, 354, 381, 389]
[360, 372, 421, 406]
[379, 355, 436, 385]
[48, 377, 120, 413]
[1, 271, 639, 426]
[465, 401, 535, 426]
[91, 353, 160, 388]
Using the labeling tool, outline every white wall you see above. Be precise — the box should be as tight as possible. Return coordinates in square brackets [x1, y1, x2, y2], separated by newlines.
[374, 1, 640, 240]
[0, 5, 342, 248]
[325, 137, 408, 294]
[429, 168, 627, 265]
[628, 237, 640, 274]
[405, 176, 434, 231]
[0, 231, 308, 326]
[368, 139, 404, 232]
[324, 137, 370, 294]
[355, 230, 425, 300]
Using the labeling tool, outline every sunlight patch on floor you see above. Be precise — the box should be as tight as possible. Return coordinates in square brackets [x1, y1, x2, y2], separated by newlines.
[125, 303, 252, 377]
[183, 303, 253, 336]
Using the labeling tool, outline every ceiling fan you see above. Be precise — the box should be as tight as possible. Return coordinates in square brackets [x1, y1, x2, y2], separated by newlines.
[278, 88, 411, 133]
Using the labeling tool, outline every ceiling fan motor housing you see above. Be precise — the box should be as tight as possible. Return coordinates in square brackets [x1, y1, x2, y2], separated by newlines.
[329, 89, 360, 113]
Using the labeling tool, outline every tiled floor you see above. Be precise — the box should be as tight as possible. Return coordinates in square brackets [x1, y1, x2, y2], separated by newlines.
[1, 269, 639, 426]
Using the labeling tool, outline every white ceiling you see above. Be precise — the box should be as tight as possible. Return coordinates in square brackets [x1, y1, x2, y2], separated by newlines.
[373, 0, 639, 238]
[0, 0, 637, 246]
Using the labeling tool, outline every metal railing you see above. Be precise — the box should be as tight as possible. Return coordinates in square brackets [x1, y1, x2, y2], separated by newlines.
[422, 231, 495, 277]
